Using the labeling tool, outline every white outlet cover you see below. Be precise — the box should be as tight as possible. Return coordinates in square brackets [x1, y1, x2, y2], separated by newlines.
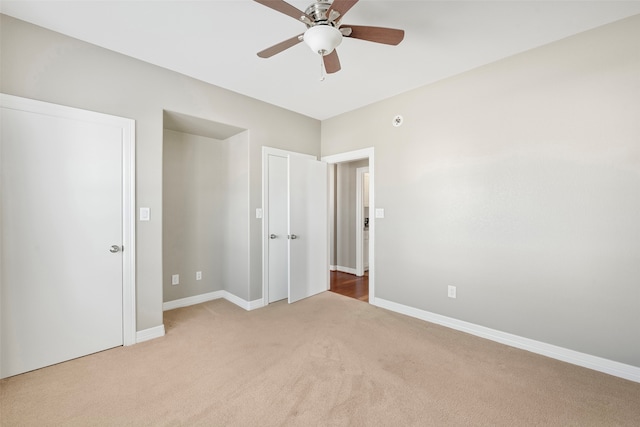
[448, 285, 457, 298]
[196, 271, 202, 280]
[256, 208, 263, 219]
[375, 208, 385, 218]
[172, 274, 179, 285]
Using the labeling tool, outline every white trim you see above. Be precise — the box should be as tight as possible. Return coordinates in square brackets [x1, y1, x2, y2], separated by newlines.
[355, 166, 369, 277]
[322, 148, 373, 164]
[222, 291, 264, 311]
[0, 94, 137, 346]
[334, 265, 357, 275]
[223, 291, 251, 310]
[163, 291, 225, 311]
[262, 146, 316, 161]
[329, 265, 338, 271]
[122, 111, 136, 346]
[136, 325, 165, 343]
[247, 298, 266, 310]
[322, 148, 375, 302]
[163, 291, 264, 312]
[373, 297, 640, 384]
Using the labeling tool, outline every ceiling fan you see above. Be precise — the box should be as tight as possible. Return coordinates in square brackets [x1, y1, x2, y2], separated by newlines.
[254, 0, 405, 76]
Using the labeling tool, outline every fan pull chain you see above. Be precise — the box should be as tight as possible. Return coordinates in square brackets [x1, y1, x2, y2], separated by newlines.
[319, 53, 326, 82]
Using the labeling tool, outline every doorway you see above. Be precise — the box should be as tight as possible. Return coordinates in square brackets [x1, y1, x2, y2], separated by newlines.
[322, 148, 375, 303]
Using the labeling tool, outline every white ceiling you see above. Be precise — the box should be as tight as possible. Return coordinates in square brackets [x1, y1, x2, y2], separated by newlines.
[3, 1, 640, 120]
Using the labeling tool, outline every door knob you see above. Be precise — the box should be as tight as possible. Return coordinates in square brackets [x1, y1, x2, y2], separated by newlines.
[270, 234, 277, 239]
[109, 245, 121, 253]
[290, 234, 298, 240]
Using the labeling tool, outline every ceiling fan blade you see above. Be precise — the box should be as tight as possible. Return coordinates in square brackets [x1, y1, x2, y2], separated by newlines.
[327, 0, 359, 19]
[253, 0, 311, 22]
[257, 34, 303, 58]
[343, 25, 405, 45]
[323, 50, 341, 74]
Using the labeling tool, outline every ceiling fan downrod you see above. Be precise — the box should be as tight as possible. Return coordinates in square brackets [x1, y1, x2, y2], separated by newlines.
[319, 53, 326, 81]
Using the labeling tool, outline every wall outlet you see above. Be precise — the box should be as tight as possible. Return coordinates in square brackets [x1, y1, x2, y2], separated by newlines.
[448, 285, 457, 299]
[172, 274, 179, 285]
[196, 271, 202, 280]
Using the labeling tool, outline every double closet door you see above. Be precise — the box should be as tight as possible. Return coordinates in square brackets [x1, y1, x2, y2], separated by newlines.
[265, 151, 328, 304]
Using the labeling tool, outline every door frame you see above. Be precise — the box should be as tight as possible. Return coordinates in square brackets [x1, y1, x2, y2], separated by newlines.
[355, 166, 369, 277]
[261, 147, 316, 305]
[322, 148, 375, 303]
[0, 94, 137, 346]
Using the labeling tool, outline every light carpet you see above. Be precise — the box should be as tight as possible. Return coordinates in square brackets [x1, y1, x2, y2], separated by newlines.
[2, 291, 639, 426]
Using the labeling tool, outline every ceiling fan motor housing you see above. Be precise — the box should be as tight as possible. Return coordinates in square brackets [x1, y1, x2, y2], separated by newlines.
[304, 1, 337, 26]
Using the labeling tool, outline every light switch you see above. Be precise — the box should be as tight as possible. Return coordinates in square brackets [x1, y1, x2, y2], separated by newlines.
[375, 208, 385, 219]
[140, 207, 150, 221]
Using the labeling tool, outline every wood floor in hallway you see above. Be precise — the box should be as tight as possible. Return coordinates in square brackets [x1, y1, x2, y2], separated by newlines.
[329, 271, 368, 302]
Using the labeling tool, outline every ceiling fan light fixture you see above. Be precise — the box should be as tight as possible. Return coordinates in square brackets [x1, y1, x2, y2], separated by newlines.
[303, 24, 342, 56]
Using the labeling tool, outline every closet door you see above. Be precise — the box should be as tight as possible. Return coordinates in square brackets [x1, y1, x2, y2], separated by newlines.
[288, 156, 328, 303]
[1, 97, 127, 378]
[267, 154, 289, 303]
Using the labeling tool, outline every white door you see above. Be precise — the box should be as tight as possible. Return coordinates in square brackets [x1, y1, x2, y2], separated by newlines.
[267, 154, 288, 303]
[263, 148, 328, 304]
[1, 99, 127, 378]
[288, 155, 328, 303]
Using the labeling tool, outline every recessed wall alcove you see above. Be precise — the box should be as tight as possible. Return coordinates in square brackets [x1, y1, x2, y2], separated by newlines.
[162, 111, 250, 307]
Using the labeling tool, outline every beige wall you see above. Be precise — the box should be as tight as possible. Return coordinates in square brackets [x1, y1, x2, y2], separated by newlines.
[0, 15, 320, 330]
[322, 15, 640, 367]
[163, 130, 250, 302]
[223, 131, 251, 301]
[163, 130, 225, 301]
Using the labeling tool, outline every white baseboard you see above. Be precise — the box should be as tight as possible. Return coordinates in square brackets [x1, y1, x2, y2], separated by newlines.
[221, 291, 247, 309]
[163, 290, 225, 311]
[330, 265, 366, 274]
[136, 325, 165, 343]
[334, 265, 356, 275]
[373, 297, 640, 384]
[163, 291, 264, 312]
[247, 298, 265, 310]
